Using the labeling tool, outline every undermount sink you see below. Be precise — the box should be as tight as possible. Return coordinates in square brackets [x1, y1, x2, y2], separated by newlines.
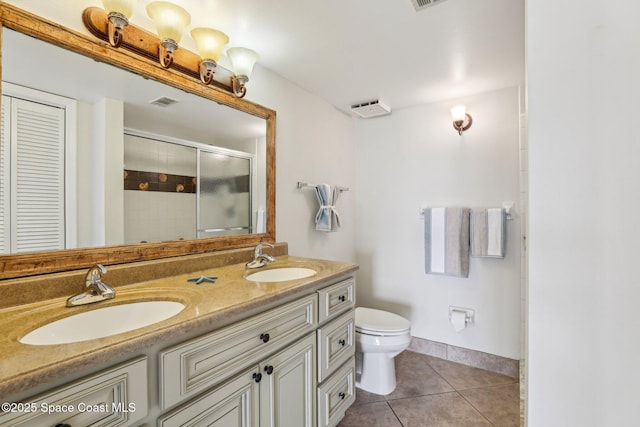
[245, 267, 317, 282]
[20, 301, 185, 346]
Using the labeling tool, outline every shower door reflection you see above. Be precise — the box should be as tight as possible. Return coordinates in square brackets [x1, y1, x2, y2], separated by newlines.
[197, 150, 252, 238]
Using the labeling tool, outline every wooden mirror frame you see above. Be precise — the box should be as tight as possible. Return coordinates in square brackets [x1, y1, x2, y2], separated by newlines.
[0, 3, 276, 279]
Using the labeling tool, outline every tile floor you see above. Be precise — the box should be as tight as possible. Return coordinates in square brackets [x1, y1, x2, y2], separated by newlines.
[338, 350, 520, 427]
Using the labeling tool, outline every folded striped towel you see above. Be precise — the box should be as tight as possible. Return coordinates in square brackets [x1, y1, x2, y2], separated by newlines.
[424, 207, 470, 278]
[470, 208, 506, 258]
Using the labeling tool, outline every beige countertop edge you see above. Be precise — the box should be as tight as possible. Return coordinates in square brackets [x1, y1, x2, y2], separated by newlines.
[0, 256, 358, 399]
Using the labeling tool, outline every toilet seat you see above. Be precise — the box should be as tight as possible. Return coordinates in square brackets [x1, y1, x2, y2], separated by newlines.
[355, 307, 411, 336]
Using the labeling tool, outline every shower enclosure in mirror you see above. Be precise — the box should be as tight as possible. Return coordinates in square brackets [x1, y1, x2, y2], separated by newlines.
[123, 131, 260, 244]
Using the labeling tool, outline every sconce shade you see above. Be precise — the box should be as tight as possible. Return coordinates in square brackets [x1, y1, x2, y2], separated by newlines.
[451, 104, 472, 135]
[102, 0, 136, 18]
[451, 105, 467, 122]
[227, 47, 259, 79]
[191, 28, 229, 61]
[146, 1, 191, 43]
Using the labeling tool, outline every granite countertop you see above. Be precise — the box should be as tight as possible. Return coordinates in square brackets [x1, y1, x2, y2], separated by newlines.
[0, 255, 358, 399]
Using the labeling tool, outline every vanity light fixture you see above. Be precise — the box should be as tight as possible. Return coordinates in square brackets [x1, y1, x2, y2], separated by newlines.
[84, 4, 260, 97]
[146, 1, 191, 68]
[228, 47, 259, 98]
[451, 104, 473, 135]
[102, 0, 137, 48]
[191, 27, 229, 85]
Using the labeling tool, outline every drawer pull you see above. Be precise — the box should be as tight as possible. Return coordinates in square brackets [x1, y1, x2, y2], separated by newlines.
[339, 339, 346, 347]
[259, 333, 270, 343]
[338, 392, 346, 400]
[264, 365, 274, 375]
[252, 372, 263, 383]
[338, 295, 346, 302]
[55, 424, 72, 427]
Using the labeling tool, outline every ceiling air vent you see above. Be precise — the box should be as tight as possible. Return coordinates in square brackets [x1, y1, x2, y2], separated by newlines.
[149, 96, 179, 107]
[350, 100, 391, 119]
[411, 0, 449, 12]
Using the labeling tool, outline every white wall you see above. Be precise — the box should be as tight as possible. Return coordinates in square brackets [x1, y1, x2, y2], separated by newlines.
[528, 1, 640, 426]
[355, 86, 521, 359]
[248, 68, 357, 263]
[92, 98, 125, 246]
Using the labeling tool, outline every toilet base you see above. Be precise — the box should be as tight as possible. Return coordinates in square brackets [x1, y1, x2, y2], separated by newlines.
[355, 351, 397, 395]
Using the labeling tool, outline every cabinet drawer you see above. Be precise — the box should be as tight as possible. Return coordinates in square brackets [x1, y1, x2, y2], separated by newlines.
[317, 357, 356, 427]
[160, 294, 317, 409]
[318, 277, 355, 324]
[0, 357, 147, 427]
[317, 310, 355, 383]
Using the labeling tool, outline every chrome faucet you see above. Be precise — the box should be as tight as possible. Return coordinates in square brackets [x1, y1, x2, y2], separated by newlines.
[66, 264, 116, 307]
[246, 243, 276, 269]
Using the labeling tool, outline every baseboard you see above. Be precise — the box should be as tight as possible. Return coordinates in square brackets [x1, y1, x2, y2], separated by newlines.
[409, 336, 519, 378]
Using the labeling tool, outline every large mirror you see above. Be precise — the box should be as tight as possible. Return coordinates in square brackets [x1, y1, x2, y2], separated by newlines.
[0, 4, 276, 278]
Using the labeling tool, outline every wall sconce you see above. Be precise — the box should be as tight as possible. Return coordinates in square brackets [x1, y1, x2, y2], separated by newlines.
[146, 1, 191, 68]
[102, 0, 136, 48]
[228, 47, 259, 99]
[451, 105, 473, 135]
[191, 28, 229, 85]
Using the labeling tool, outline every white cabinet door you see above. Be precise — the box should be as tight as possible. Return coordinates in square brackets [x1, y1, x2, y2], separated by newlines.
[158, 367, 260, 427]
[259, 333, 316, 427]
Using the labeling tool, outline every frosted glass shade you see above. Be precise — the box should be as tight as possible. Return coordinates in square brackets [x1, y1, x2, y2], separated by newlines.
[146, 1, 191, 43]
[227, 47, 259, 79]
[102, 0, 136, 18]
[451, 105, 467, 121]
[191, 28, 229, 61]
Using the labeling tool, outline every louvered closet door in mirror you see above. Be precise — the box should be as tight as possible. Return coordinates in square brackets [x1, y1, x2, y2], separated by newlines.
[0, 96, 65, 253]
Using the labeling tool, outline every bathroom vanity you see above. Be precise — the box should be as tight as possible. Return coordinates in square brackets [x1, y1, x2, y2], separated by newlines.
[0, 249, 357, 426]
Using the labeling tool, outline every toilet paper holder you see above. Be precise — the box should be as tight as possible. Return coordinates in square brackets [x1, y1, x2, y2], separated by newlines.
[449, 306, 474, 327]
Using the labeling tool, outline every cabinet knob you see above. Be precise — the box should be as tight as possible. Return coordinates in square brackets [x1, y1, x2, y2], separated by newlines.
[338, 392, 346, 400]
[338, 295, 346, 302]
[339, 339, 346, 347]
[264, 365, 274, 375]
[252, 372, 263, 383]
[259, 333, 270, 343]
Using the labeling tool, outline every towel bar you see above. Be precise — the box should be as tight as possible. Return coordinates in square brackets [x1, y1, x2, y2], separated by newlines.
[419, 206, 514, 220]
[297, 181, 349, 192]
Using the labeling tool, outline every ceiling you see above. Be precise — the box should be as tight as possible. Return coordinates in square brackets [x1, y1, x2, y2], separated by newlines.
[5, 0, 525, 114]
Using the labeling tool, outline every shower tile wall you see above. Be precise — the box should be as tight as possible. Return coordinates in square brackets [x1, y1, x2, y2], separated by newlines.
[123, 134, 197, 244]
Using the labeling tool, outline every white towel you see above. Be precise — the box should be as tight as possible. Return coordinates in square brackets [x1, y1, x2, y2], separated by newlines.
[424, 207, 470, 278]
[470, 208, 505, 258]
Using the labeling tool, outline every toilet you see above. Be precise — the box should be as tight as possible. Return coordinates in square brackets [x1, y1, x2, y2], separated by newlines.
[355, 307, 411, 395]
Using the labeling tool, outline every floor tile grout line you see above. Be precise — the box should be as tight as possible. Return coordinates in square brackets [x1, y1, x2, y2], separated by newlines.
[385, 389, 459, 403]
[458, 389, 497, 427]
[385, 400, 405, 427]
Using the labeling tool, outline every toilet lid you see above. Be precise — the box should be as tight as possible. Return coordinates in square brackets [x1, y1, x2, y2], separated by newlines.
[355, 307, 411, 335]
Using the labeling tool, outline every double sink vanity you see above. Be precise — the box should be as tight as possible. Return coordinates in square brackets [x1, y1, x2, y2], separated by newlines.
[0, 244, 358, 426]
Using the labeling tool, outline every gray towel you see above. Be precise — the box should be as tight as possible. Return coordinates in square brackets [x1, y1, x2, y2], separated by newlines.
[424, 207, 470, 278]
[470, 208, 506, 258]
[314, 184, 341, 232]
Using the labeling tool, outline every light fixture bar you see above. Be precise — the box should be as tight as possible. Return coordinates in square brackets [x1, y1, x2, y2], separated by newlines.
[82, 7, 238, 96]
